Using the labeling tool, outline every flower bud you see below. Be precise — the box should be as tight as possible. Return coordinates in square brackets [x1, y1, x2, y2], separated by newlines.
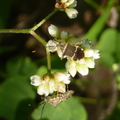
[48, 24, 59, 38]
[65, 8, 78, 19]
[30, 75, 41, 86]
[60, 31, 68, 40]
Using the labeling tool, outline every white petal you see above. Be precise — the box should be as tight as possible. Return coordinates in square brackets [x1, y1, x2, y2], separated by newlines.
[49, 80, 55, 94]
[48, 24, 59, 38]
[77, 58, 85, 64]
[55, 83, 66, 93]
[84, 48, 94, 57]
[93, 50, 100, 59]
[54, 72, 71, 84]
[66, 0, 75, 6]
[41, 75, 50, 84]
[66, 60, 77, 77]
[30, 75, 41, 86]
[85, 58, 95, 68]
[57, 48, 63, 58]
[37, 84, 50, 96]
[68, 0, 77, 7]
[77, 64, 89, 76]
[65, 8, 78, 19]
[61, 0, 68, 3]
[63, 73, 71, 84]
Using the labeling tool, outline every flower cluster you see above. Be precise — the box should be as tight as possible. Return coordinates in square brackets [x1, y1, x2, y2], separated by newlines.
[66, 48, 100, 77]
[30, 72, 71, 96]
[55, 0, 78, 19]
[47, 24, 100, 77]
[47, 24, 81, 58]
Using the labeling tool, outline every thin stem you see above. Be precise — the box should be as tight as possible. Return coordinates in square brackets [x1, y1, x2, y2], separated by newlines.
[31, 8, 58, 31]
[77, 96, 97, 104]
[0, 29, 30, 34]
[46, 48, 51, 73]
[30, 31, 47, 46]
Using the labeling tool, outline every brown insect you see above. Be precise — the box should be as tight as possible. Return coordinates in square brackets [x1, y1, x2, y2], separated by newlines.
[44, 90, 74, 108]
[62, 43, 84, 61]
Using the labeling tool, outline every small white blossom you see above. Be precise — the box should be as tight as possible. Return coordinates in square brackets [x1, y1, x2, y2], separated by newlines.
[55, 0, 78, 19]
[65, 48, 100, 77]
[30, 72, 71, 96]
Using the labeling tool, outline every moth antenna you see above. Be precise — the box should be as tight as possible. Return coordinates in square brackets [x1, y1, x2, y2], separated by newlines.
[40, 103, 46, 120]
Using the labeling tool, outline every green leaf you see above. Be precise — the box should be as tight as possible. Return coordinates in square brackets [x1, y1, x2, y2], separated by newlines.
[6, 57, 37, 77]
[115, 33, 120, 62]
[0, 76, 36, 120]
[100, 52, 115, 66]
[32, 96, 87, 120]
[96, 28, 118, 66]
[96, 28, 117, 52]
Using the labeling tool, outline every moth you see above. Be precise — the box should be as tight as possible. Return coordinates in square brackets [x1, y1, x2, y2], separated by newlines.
[44, 90, 74, 108]
[46, 39, 84, 61]
[62, 43, 84, 61]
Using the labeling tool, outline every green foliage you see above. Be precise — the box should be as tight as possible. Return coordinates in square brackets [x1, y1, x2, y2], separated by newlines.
[32, 96, 87, 120]
[0, 57, 37, 120]
[96, 28, 120, 66]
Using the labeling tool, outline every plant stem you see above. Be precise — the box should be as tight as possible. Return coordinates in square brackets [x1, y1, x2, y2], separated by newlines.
[30, 31, 47, 46]
[31, 8, 58, 31]
[77, 96, 97, 104]
[46, 48, 51, 73]
[0, 29, 30, 33]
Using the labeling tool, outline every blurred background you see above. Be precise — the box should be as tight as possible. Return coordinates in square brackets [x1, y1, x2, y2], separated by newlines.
[0, 0, 120, 120]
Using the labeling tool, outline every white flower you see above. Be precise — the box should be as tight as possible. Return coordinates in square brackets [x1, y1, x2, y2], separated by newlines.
[65, 48, 100, 77]
[66, 60, 77, 77]
[30, 72, 71, 96]
[65, 8, 78, 19]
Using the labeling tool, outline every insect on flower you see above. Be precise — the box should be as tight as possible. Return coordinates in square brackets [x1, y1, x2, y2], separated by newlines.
[44, 90, 74, 108]
[62, 42, 84, 61]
